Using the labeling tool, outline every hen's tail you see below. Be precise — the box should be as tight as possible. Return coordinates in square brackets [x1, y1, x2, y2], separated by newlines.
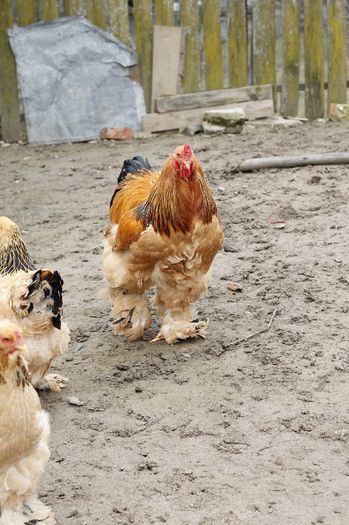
[109, 156, 152, 208]
[0, 217, 35, 277]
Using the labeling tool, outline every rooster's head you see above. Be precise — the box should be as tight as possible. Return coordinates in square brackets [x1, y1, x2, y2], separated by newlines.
[173, 144, 194, 179]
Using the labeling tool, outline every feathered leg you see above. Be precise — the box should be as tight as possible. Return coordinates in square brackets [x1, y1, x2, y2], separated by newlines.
[0, 412, 55, 525]
[110, 288, 152, 341]
[153, 299, 208, 345]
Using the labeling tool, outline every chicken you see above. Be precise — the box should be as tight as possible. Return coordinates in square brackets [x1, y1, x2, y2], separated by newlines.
[0, 320, 55, 525]
[0, 217, 70, 391]
[103, 144, 224, 344]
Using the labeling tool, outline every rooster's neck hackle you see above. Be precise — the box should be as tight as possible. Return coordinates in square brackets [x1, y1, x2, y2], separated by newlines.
[139, 158, 217, 236]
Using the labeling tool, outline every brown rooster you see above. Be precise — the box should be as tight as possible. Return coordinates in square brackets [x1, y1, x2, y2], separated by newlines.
[103, 144, 223, 344]
[0, 217, 70, 391]
[0, 320, 55, 524]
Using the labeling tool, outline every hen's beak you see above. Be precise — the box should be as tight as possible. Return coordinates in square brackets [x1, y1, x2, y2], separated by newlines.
[184, 160, 191, 170]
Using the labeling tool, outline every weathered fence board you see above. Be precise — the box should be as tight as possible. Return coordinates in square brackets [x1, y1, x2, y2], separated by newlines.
[143, 99, 274, 133]
[151, 25, 181, 111]
[253, 0, 276, 88]
[0, 0, 22, 141]
[63, 0, 84, 15]
[281, 0, 300, 116]
[327, 0, 347, 108]
[228, 0, 248, 88]
[109, 0, 130, 45]
[156, 84, 272, 113]
[40, 0, 58, 20]
[16, 0, 36, 25]
[203, 0, 223, 90]
[304, 0, 324, 119]
[134, 0, 153, 111]
[155, 0, 174, 25]
[181, 0, 200, 93]
[87, 0, 106, 29]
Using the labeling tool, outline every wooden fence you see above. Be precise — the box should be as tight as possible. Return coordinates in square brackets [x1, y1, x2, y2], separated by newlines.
[0, 0, 348, 142]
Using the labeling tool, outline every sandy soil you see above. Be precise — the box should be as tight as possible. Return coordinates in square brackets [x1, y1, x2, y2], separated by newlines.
[1, 121, 349, 525]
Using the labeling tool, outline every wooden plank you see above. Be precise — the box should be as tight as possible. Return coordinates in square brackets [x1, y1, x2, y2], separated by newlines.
[303, 0, 324, 119]
[281, 0, 300, 117]
[237, 153, 349, 172]
[328, 0, 347, 108]
[252, 0, 276, 105]
[134, 0, 153, 111]
[16, 0, 36, 25]
[63, 0, 84, 15]
[143, 99, 274, 133]
[40, 0, 58, 21]
[228, 0, 248, 88]
[109, 0, 130, 45]
[87, 0, 105, 29]
[181, 0, 200, 93]
[156, 84, 272, 113]
[0, 0, 22, 141]
[151, 25, 181, 112]
[155, 0, 173, 25]
[203, 0, 223, 90]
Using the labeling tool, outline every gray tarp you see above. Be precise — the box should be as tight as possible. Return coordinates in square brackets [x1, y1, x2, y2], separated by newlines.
[8, 17, 146, 144]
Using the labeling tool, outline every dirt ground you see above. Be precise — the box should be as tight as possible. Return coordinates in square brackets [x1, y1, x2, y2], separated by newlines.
[1, 121, 349, 525]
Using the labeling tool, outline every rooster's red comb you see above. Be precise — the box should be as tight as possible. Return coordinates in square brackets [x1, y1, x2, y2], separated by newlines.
[183, 144, 193, 158]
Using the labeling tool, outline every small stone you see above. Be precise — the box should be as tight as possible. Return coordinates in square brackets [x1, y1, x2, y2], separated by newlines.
[100, 127, 133, 140]
[135, 386, 143, 393]
[227, 281, 243, 292]
[202, 121, 226, 135]
[329, 103, 349, 121]
[204, 107, 246, 126]
[67, 396, 85, 406]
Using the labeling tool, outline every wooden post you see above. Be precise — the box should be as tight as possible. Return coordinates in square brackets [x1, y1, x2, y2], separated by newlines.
[304, 0, 324, 119]
[155, 0, 174, 25]
[0, 0, 22, 141]
[227, 0, 248, 88]
[109, 0, 130, 45]
[87, 0, 105, 29]
[181, 0, 200, 93]
[63, 0, 84, 15]
[281, 0, 300, 116]
[252, 0, 276, 106]
[134, 0, 153, 111]
[203, 0, 223, 90]
[40, 0, 58, 21]
[328, 0, 347, 107]
[16, 0, 36, 25]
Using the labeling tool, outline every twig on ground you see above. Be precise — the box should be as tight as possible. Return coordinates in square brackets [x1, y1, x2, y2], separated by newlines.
[226, 307, 278, 349]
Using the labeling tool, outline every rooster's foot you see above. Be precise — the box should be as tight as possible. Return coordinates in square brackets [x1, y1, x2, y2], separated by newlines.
[36, 373, 69, 392]
[152, 319, 208, 345]
[23, 496, 55, 523]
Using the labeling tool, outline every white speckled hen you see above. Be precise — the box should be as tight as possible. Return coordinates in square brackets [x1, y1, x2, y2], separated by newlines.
[0, 217, 70, 391]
